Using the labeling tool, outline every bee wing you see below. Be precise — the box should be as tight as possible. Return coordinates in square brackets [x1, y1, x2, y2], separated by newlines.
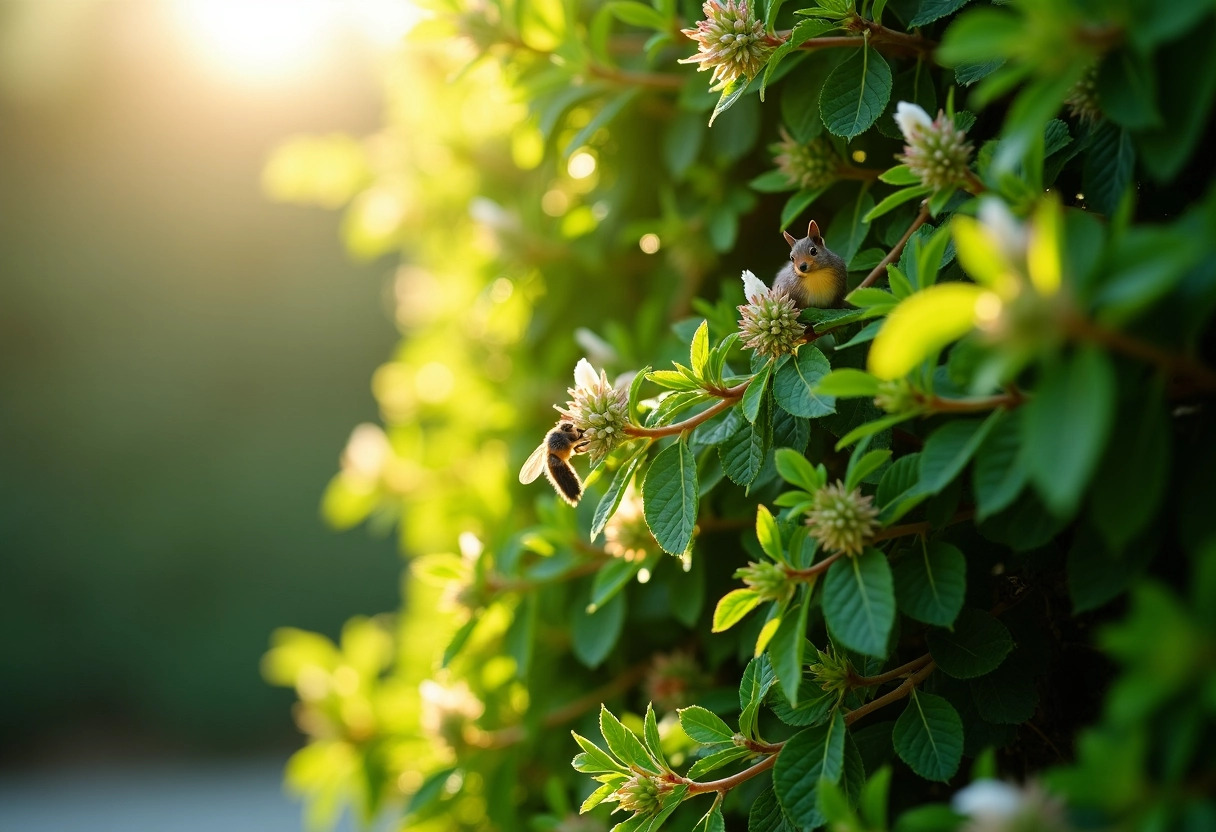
[519, 442, 549, 484]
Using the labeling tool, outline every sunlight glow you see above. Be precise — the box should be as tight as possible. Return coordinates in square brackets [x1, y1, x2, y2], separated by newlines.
[171, 0, 424, 83]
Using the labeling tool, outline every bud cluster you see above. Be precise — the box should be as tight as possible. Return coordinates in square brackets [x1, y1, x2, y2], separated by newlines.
[556, 359, 630, 464]
[738, 270, 804, 358]
[808, 646, 854, 695]
[895, 102, 975, 192]
[678, 0, 775, 91]
[1065, 64, 1101, 124]
[874, 378, 920, 414]
[773, 130, 841, 190]
[735, 560, 792, 603]
[615, 773, 672, 816]
[805, 482, 880, 557]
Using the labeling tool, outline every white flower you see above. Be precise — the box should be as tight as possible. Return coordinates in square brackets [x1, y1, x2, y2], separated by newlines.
[741, 269, 769, 302]
[573, 357, 599, 390]
[895, 101, 934, 140]
[952, 779, 1070, 832]
[978, 197, 1028, 261]
[558, 359, 630, 464]
[952, 780, 1025, 820]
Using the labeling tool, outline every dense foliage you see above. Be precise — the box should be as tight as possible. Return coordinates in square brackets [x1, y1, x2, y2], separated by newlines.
[261, 0, 1216, 830]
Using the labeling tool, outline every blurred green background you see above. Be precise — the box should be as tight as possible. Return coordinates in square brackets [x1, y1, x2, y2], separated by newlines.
[0, 0, 413, 759]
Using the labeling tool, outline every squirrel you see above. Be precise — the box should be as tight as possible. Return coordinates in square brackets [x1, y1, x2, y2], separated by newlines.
[772, 220, 848, 309]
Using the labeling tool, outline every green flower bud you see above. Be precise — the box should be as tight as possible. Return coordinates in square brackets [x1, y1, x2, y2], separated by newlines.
[805, 482, 880, 557]
[735, 560, 792, 603]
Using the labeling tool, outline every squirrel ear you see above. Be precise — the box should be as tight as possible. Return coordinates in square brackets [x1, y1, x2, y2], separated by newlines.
[783, 230, 797, 248]
[807, 220, 822, 240]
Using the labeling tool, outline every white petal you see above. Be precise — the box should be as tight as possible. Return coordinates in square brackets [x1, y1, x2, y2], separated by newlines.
[741, 269, 769, 300]
[894, 101, 933, 140]
[574, 357, 599, 390]
[951, 779, 1024, 820]
[978, 197, 1027, 259]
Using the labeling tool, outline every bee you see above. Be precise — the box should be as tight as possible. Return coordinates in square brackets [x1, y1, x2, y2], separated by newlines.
[519, 422, 589, 505]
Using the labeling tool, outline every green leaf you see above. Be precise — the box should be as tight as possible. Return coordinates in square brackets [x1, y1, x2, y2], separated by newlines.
[602, 0, 669, 30]
[572, 731, 627, 773]
[877, 453, 931, 524]
[591, 444, 648, 540]
[969, 653, 1039, 724]
[1067, 523, 1156, 614]
[823, 548, 896, 658]
[846, 287, 898, 310]
[756, 503, 784, 562]
[721, 410, 769, 486]
[644, 703, 670, 772]
[781, 187, 829, 228]
[860, 765, 892, 830]
[686, 745, 751, 779]
[770, 586, 810, 705]
[762, 18, 836, 98]
[892, 541, 966, 627]
[600, 705, 662, 774]
[863, 185, 931, 223]
[580, 782, 619, 814]
[1135, 23, 1216, 183]
[972, 409, 1027, 521]
[879, 164, 920, 185]
[693, 805, 726, 832]
[827, 189, 876, 268]
[1022, 347, 1115, 517]
[835, 411, 916, 451]
[935, 8, 1021, 67]
[1083, 121, 1134, 216]
[773, 346, 836, 418]
[713, 588, 764, 632]
[750, 168, 798, 194]
[846, 448, 891, 492]
[909, 0, 972, 27]
[690, 320, 710, 380]
[678, 705, 736, 745]
[572, 591, 626, 668]
[869, 283, 984, 380]
[564, 89, 641, 157]
[1089, 394, 1169, 553]
[775, 447, 825, 492]
[643, 439, 699, 555]
[740, 652, 777, 711]
[590, 556, 645, 610]
[749, 787, 798, 832]
[892, 691, 964, 782]
[815, 369, 882, 399]
[926, 608, 1013, 679]
[709, 76, 750, 127]
[773, 712, 847, 828]
[769, 678, 840, 727]
[743, 361, 774, 423]
[918, 412, 999, 495]
[820, 45, 893, 138]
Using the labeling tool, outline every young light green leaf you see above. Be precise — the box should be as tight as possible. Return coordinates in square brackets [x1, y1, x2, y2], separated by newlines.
[926, 608, 1013, 678]
[572, 731, 627, 773]
[823, 548, 896, 658]
[644, 703, 670, 772]
[775, 447, 825, 492]
[868, 283, 985, 380]
[892, 690, 964, 781]
[579, 781, 620, 814]
[599, 705, 662, 774]
[643, 439, 699, 555]
[678, 705, 736, 745]
[863, 184, 931, 223]
[820, 45, 893, 139]
[685, 745, 751, 779]
[773, 346, 835, 418]
[892, 541, 966, 627]
[713, 588, 764, 632]
[773, 711, 847, 828]
[846, 448, 892, 492]
[690, 320, 710, 380]
[756, 503, 784, 562]
[878, 164, 920, 185]
[709, 76, 750, 126]
[815, 368, 882, 398]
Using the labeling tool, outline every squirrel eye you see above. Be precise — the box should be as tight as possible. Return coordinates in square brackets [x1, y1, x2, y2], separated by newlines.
[809, 246, 818, 256]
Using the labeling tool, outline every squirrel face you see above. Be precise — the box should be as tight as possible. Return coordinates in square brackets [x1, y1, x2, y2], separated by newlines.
[783, 220, 830, 275]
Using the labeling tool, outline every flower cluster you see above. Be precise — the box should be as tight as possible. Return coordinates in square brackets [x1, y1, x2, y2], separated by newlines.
[735, 560, 792, 602]
[738, 270, 804, 358]
[772, 130, 841, 190]
[556, 358, 629, 464]
[614, 773, 672, 816]
[895, 102, 975, 192]
[679, 0, 775, 91]
[805, 482, 880, 556]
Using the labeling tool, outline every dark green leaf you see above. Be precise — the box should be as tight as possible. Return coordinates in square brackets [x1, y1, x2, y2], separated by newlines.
[720, 409, 770, 486]
[740, 652, 777, 711]
[926, 608, 1013, 679]
[972, 409, 1027, 521]
[591, 444, 648, 539]
[770, 677, 840, 727]
[1135, 24, 1216, 183]
[743, 361, 774, 423]
[762, 18, 836, 98]
[643, 439, 700, 555]
[910, 0, 972, 27]
[773, 346, 836, 418]
[1089, 394, 1169, 552]
[782, 187, 829, 228]
[773, 712, 847, 828]
[820, 46, 893, 138]
[969, 653, 1039, 724]
[918, 412, 999, 495]
[828, 189, 876, 268]
[770, 586, 810, 705]
[1083, 121, 1134, 216]
[749, 787, 799, 832]
[1067, 523, 1156, 614]
[892, 691, 964, 782]
[823, 548, 896, 658]
[892, 541, 966, 627]
[955, 59, 1004, 86]
[1022, 347, 1115, 517]
[572, 591, 626, 668]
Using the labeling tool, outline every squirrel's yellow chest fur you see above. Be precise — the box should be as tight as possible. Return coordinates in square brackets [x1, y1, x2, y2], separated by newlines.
[798, 266, 845, 308]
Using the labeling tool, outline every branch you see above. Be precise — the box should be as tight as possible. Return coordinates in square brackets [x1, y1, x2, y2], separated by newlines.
[624, 379, 751, 438]
[849, 652, 931, 688]
[857, 200, 931, 290]
[873, 508, 975, 542]
[684, 748, 781, 795]
[783, 550, 844, 581]
[923, 388, 1025, 413]
[778, 19, 936, 60]
[844, 660, 936, 726]
[1065, 314, 1216, 394]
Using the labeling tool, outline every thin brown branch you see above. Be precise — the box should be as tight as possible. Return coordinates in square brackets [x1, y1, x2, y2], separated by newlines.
[684, 748, 781, 794]
[783, 550, 844, 581]
[1066, 314, 1216, 394]
[923, 389, 1025, 413]
[844, 660, 936, 726]
[849, 652, 932, 688]
[624, 379, 751, 438]
[873, 508, 975, 542]
[857, 200, 931, 290]
[777, 19, 936, 60]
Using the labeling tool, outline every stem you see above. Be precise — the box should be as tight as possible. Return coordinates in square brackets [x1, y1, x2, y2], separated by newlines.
[1066, 314, 1216, 394]
[623, 379, 751, 438]
[924, 389, 1025, 413]
[857, 201, 931, 290]
[783, 550, 844, 580]
[778, 19, 936, 60]
[849, 653, 931, 688]
[844, 660, 936, 726]
[685, 749, 781, 795]
[873, 508, 975, 542]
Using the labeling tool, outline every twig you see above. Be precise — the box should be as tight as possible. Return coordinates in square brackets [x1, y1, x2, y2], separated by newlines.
[783, 550, 844, 580]
[684, 749, 780, 795]
[873, 508, 975, 541]
[857, 201, 931, 290]
[849, 652, 932, 688]
[623, 380, 751, 438]
[1066, 314, 1216, 394]
[923, 389, 1025, 413]
[844, 660, 936, 726]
